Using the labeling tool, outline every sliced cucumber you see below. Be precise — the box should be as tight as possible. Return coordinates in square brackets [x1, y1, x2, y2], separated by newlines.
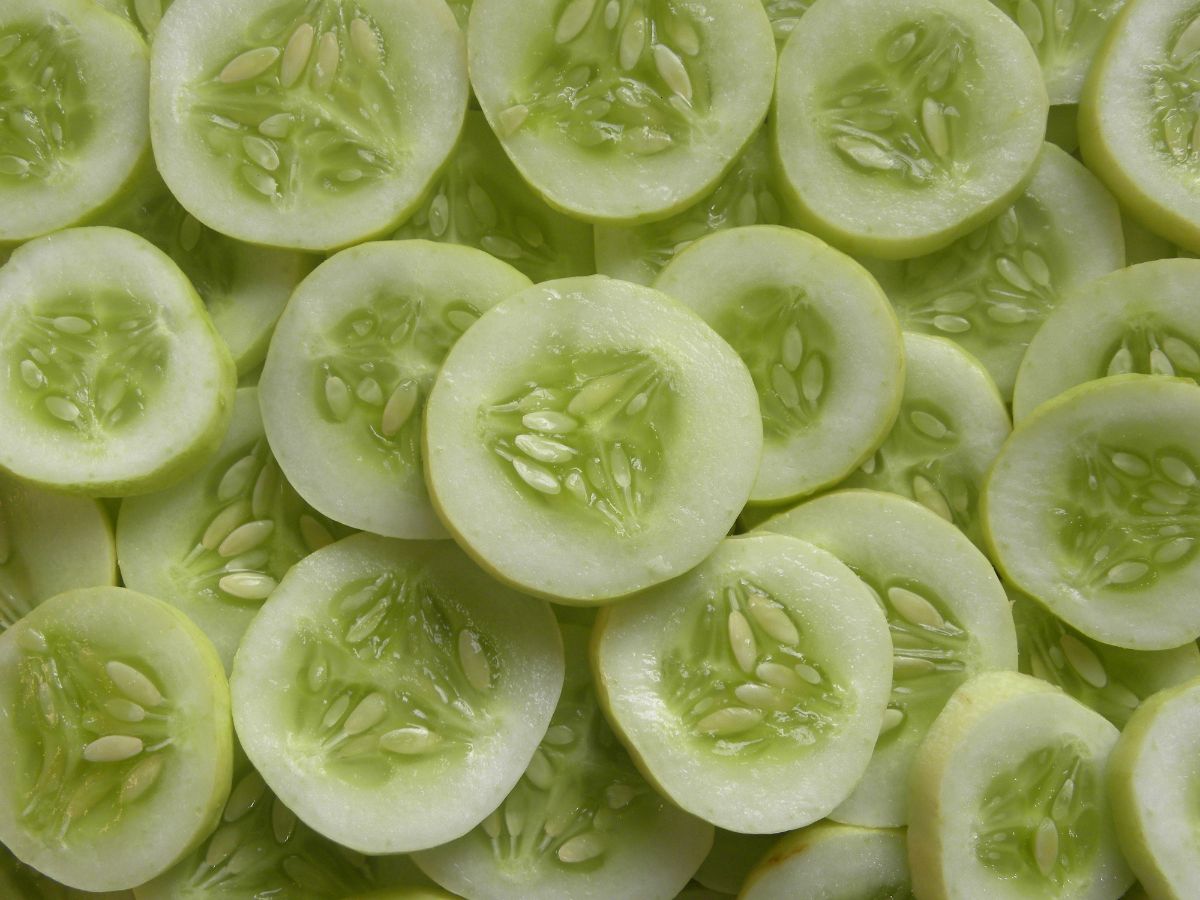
[760, 0, 814, 50]
[1123, 214, 1178, 266]
[1046, 104, 1081, 153]
[95, 0, 172, 37]
[230, 534, 564, 854]
[693, 830, 775, 895]
[260, 240, 531, 540]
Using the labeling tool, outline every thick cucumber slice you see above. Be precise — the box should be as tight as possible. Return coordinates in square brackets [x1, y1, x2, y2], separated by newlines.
[95, 0, 172, 36]
[774, 0, 1048, 259]
[654, 226, 904, 504]
[230, 534, 564, 854]
[413, 625, 713, 900]
[1013, 259, 1200, 421]
[740, 823, 910, 900]
[260, 240, 531, 540]
[0, 227, 235, 496]
[0, 0, 149, 243]
[424, 275, 761, 604]
[757, 490, 1018, 827]
[592, 534, 892, 833]
[908, 672, 1133, 900]
[864, 143, 1124, 401]
[0, 587, 233, 892]
[151, 0, 468, 251]
[468, 0, 776, 224]
[984, 375, 1200, 650]
[692, 830, 775, 895]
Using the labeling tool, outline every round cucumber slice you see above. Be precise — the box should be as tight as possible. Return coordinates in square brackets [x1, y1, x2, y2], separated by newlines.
[984, 375, 1200, 651]
[864, 143, 1124, 401]
[908, 672, 1133, 900]
[740, 823, 910, 900]
[413, 625, 713, 900]
[1013, 259, 1200, 421]
[150, 0, 468, 251]
[468, 0, 776, 223]
[260, 240, 531, 540]
[693, 830, 774, 895]
[757, 490, 1018, 827]
[592, 534, 892, 833]
[424, 275, 761, 604]
[0, 587, 233, 892]
[0, 227, 235, 496]
[654, 226, 904, 504]
[774, 0, 1048, 259]
[0, 0, 149, 243]
[230, 533, 564, 854]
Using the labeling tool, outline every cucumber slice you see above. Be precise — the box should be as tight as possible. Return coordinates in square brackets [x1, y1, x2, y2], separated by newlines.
[0, 0, 149, 243]
[984, 375, 1200, 650]
[1013, 259, 1200, 421]
[592, 534, 892, 833]
[230, 533, 564, 854]
[908, 671, 1133, 900]
[760, 0, 814, 50]
[260, 240, 531, 540]
[654, 226, 904, 504]
[0, 587, 233, 892]
[468, 0, 776, 223]
[693, 830, 774, 895]
[757, 490, 1018, 827]
[150, 0, 468, 251]
[412, 625, 713, 900]
[1, 840, 134, 899]
[95, 0, 171, 36]
[1123, 214, 1179, 266]
[774, 0, 1048, 259]
[424, 275, 761, 604]
[0, 227, 236, 496]
[864, 143, 1124, 401]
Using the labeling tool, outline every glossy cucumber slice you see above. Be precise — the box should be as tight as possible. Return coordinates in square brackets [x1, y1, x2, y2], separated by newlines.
[95, 0, 172, 36]
[0, 0, 149, 243]
[984, 375, 1200, 650]
[908, 671, 1132, 900]
[0, 227, 235, 496]
[774, 0, 1048, 259]
[424, 275, 761, 603]
[1013, 259, 1200, 421]
[151, 0, 468, 251]
[692, 830, 774, 895]
[757, 490, 1017, 827]
[468, 0, 776, 223]
[864, 143, 1124, 401]
[592, 534, 892, 833]
[739, 823, 910, 900]
[654, 226, 904, 504]
[260, 240, 531, 540]
[230, 533, 564, 854]
[0, 587, 233, 891]
[413, 625, 713, 900]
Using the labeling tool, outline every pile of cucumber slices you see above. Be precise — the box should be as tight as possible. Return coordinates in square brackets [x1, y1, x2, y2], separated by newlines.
[5, 0, 1200, 897]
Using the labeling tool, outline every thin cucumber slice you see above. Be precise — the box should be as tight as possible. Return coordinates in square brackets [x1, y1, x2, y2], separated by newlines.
[774, 0, 1048, 259]
[1047, 104, 1081, 153]
[740, 823, 911, 900]
[0, 227, 236, 496]
[424, 275, 761, 604]
[230, 533, 564, 854]
[838, 333, 1011, 547]
[150, 0, 468, 251]
[693, 830, 774, 895]
[908, 671, 1133, 900]
[393, 112, 595, 283]
[95, 0, 172, 36]
[412, 625, 713, 900]
[592, 534, 892, 833]
[1013, 259, 1200, 421]
[0, 587, 233, 892]
[757, 490, 1018, 827]
[468, 0, 776, 223]
[863, 143, 1124, 401]
[260, 240, 531, 540]
[984, 375, 1200, 651]
[117, 387, 347, 672]
[0, 0, 149, 243]
[655, 226, 904, 504]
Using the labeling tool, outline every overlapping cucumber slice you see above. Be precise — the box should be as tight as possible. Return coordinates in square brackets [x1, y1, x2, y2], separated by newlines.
[759, 0, 814, 50]
[740, 823, 911, 900]
[230, 534, 564, 854]
[95, 0, 173, 37]
[692, 830, 775, 895]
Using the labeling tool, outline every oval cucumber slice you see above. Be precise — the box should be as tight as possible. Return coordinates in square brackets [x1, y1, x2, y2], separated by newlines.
[230, 533, 564, 854]
[0, 227, 236, 496]
[592, 534, 892, 833]
[0, 587, 233, 892]
[424, 275, 761, 604]
[150, 0, 468, 251]
[654, 225, 904, 504]
[260, 240, 531, 540]
[692, 830, 774, 895]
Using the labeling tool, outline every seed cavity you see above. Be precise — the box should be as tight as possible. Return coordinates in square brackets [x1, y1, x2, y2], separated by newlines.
[696, 706, 763, 736]
[557, 831, 605, 864]
[224, 771, 266, 821]
[1033, 816, 1059, 877]
[556, 0, 597, 43]
[342, 693, 387, 735]
[888, 586, 945, 628]
[727, 610, 757, 673]
[218, 520, 274, 558]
